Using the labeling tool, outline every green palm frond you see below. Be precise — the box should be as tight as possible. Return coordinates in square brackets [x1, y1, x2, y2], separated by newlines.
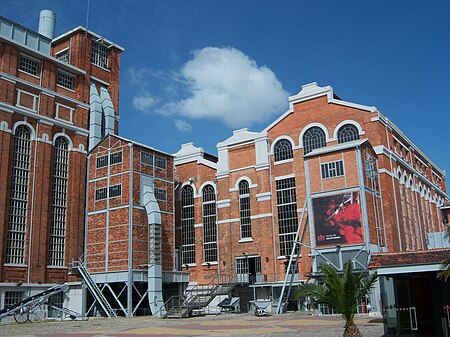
[294, 261, 377, 325]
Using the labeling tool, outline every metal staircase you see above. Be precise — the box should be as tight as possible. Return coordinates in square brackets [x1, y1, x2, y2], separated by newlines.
[162, 274, 236, 318]
[73, 256, 117, 318]
[0, 284, 73, 323]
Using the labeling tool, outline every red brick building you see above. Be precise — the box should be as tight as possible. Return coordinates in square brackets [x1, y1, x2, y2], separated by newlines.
[174, 82, 448, 313]
[0, 11, 122, 317]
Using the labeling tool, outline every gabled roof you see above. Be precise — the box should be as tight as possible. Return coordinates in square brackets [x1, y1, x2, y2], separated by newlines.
[173, 142, 217, 169]
[53, 26, 124, 51]
[217, 128, 267, 149]
[264, 82, 378, 132]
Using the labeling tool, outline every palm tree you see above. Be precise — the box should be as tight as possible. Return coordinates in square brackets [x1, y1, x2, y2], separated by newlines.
[294, 261, 377, 337]
[438, 225, 450, 281]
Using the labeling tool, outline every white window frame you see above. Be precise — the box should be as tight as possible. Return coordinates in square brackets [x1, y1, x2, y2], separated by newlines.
[55, 48, 69, 63]
[57, 70, 75, 91]
[55, 103, 74, 124]
[19, 54, 40, 77]
[16, 89, 39, 112]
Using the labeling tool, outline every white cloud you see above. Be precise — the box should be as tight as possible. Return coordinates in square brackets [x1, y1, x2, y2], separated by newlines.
[132, 92, 158, 112]
[174, 119, 192, 132]
[158, 47, 289, 127]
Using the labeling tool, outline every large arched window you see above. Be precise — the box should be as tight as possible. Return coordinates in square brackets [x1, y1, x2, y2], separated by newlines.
[6, 125, 32, 264]
[202, 185, 217, 262]
[337, 124, 360, 144]
[181, 185, 195, 264]
[48, 137, 70, 266]
[239, 180, 251, 239]
[274, 139, 293, 162]
[302, 126, 326, 154]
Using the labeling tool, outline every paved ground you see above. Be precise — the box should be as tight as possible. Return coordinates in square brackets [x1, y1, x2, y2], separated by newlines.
[0, 313, 384, 337]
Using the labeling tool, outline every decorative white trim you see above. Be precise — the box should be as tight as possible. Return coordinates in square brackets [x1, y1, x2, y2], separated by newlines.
[332, 119, 365, 139]
[199, 181, 217, 195]
[230, 177, 257, 192]
[72, 143, 87, 154]
[256, 192, 272, 202]
[274, 158, 294, 165]
[16, 88, 39, 112]
[217, 199, 231, 208]
[52, 132, 73, 150]
[201, 261, 218, 266]
[55, 102, 75, 124]
[270, 135, 296, 154]
[180, 181, 198, 198]
[217, 218, 239, 225]
[0, 121, 12, 133]
[194, 223, 203, 228]
[12, 120, 36, 140]
[299, 122, 330, 149]
[250, 213, 273, 220]
[275, 174, 295, 181]
[238, 238, 253, 243]
[38, 132, 52, 144]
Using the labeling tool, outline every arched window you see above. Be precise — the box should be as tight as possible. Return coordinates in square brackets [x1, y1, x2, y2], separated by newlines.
[274, 139, 293, 162]
[337, 124, 360, 144]
[6, 125, 32, 264]
[202, 185, 217, 262]
[239, 180, 251, 239]
[302, 126, 326, 154]
[48, 137, 69, 266]
[181, 185, 195, 264]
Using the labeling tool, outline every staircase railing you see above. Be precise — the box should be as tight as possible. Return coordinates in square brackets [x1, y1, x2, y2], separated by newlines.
[163, 274, 237, 318]
[73, 255, 117, 318]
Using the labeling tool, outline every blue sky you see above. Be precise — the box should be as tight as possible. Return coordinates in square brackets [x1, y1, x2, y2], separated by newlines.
[3, 1, 450, 182]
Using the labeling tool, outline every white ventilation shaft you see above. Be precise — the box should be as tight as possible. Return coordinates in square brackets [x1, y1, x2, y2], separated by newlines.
[38, 9, 56, 39]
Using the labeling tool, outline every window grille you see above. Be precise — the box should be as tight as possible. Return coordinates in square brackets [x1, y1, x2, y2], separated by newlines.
[141, 151, 154, 166]
[155, 187, 166, 201]
[284, 261, 299, 274]
[155, 155, 167, 169]
[302, 126, 326, 154]
[276, 178, 299, 257]
[57, 71, 74, 90]
[96, 155, 108, 168]
[56, 49, 69, 63]
[239, 181, 252, 239]
[4, 291, 25, 308]
[95, 187, 107, 200]
[236, 258, 249, 274]
[274, 139, 293, 162]
[19, 55, 39, 76]
[181, 185, 195, 264]
[48, 137, 69, 267]
[6, 126, 32, 264]
[90, 41, 109, 69]
[110, 151, 122, 165]
[141, 151, 166, 169]
[321, 160, 345, 179]
[337, 124, 360, 143]
[109, 184, 122, 198]
[202, 185, 217, 262]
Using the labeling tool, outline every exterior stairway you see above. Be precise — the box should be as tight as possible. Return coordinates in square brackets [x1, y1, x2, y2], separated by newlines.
[73, 256, 117, 318]
[163, 275, 236, 318]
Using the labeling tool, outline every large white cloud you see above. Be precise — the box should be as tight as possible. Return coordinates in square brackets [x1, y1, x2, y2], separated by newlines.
[174, 119, 192, 132]
[157, 47, 289, 127]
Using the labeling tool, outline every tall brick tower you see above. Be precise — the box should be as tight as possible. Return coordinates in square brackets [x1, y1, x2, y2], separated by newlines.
[0, 10, 123, 317]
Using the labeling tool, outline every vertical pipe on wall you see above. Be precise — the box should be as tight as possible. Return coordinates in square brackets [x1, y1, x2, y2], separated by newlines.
[127, 143, 133, 317]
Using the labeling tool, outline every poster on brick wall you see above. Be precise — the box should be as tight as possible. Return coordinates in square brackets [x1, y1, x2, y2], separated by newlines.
[312, 191, 364, 247]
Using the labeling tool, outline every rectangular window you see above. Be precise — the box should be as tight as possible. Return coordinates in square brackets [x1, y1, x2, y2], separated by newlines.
[96, 155, 108, 168]
[141, 151, 167, 169]
[56, 49, 69, 63]
[91, 41, 109, 69]
[109, 184, 122, 198]
[47, 292, 64, 318]
[155, 155, 167, 169]
[57, 71, 74, 90]
[141, 151, 154, 166]
[19, 55, 39, 76]
[321, 160, 344, 179]
[155, 188, 166, 201]
[110, 151, 122, 165]
[95, 187, 107, 201]
[4, 291, 25, 308]
[276, 177, 299, 257]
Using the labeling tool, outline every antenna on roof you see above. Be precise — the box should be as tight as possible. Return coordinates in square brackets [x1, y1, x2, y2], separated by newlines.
[85, 0, 90, 37]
